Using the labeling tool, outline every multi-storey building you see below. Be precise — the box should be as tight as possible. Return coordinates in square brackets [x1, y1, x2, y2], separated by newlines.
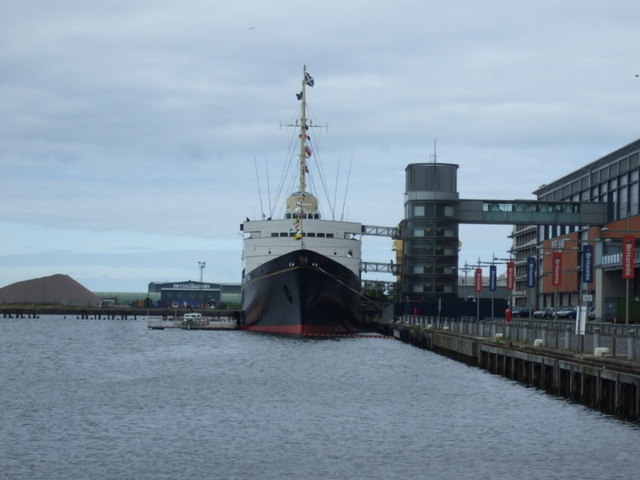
[513, 138, 640, 321]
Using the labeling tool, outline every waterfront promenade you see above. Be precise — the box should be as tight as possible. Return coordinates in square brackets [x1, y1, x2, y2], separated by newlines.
[379, 315, 640, 421]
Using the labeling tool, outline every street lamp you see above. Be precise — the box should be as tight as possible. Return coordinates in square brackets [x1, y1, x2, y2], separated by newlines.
[599, 225, 639, 324]
[198, 261, 206, 308]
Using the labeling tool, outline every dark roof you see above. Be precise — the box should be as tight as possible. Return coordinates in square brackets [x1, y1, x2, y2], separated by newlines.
[533, 138, 640, 196]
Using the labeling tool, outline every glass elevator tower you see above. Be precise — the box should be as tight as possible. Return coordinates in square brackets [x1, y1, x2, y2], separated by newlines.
[402, 163, 460, 300]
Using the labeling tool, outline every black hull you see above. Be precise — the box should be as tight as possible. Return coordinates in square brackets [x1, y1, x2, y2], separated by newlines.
[241, 249, 362, 335]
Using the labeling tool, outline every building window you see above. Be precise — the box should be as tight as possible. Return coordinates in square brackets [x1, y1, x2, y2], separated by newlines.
[619, 186, 628, 217]
[414, 205, 425, 216]
[630, 183, 639, 215]
[620, 174, 628, 187]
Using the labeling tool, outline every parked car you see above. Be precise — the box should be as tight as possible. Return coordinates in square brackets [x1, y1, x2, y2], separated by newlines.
[554, 307, 577, 319]
[588, 307, 596, 320]
[510, 306, 530, 318]
[533, 308, 554, 319]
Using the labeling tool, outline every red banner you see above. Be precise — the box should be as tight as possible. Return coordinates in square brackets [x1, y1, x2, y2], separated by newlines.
[552, 251, 562, 286]
[623, 235, 635, 279]
[506, 261, 515, 290]
[474, 268, 482, 292]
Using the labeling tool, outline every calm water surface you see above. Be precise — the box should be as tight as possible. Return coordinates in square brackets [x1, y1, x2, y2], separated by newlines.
[1, 315, 639, 480]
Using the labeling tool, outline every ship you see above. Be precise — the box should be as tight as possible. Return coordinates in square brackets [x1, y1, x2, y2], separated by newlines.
[239, 67, 363, 335]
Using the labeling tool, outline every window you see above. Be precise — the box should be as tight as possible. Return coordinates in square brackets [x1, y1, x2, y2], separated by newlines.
[619, 186, 628, 217]
[630, 183, 639, 215]
[413, 205, 425, 216]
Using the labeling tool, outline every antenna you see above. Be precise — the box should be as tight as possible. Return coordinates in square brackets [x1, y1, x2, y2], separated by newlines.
[265, 156, 272, 218]
[253, 155, 265, 219]
[340, 156, 353, 221]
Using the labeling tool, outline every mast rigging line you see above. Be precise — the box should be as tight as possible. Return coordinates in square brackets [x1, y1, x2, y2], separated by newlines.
[253, 155, 265, 219]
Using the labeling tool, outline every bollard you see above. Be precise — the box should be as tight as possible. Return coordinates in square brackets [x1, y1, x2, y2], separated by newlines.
[593, 327, 601, 350]
[628, 329, 636, 361]
[564, 326, 571, 350]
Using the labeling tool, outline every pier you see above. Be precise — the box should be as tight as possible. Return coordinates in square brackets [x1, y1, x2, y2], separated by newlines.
[375, 316, 640, 422]
[0, 306, 241, 323]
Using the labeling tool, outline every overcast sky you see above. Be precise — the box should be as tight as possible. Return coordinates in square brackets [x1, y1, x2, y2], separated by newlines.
[1, 0, 639, 292]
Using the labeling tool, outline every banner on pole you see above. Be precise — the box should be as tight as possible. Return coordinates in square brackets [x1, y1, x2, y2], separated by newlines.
[552, 251, 562, 286]
[526, 256, 536, 288]
[623, 235, 635, 279]
[506, 261, 515, 290]
[582, 244, 594, 283]
[474, 268, 482, 293]
[489, 265, 496, 291]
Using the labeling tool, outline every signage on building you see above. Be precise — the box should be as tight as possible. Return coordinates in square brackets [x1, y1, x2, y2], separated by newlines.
[582, 244, 594, 283]
[474, 268, 482, 292]
[526, 256, 536, 288]
[552, 251, 562, 286]
[489, 265, 496, 291]
[623, 235, 635, 279]
[172, 283, 213, 289]
[506, 261, 515, 290]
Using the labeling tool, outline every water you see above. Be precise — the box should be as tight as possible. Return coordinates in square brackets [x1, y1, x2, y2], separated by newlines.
[1, 316, 639, 480]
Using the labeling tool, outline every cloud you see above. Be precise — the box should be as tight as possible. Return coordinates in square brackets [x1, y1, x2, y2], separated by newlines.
[1, 0, 640, 290]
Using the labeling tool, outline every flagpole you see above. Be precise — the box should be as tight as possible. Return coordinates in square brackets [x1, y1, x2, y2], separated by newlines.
[299, 65, 308, 194]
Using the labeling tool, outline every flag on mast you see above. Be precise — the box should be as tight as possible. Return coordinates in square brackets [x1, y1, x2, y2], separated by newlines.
[304, 72, 314, 87]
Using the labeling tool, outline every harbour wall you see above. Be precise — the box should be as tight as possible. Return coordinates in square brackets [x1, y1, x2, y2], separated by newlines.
[1, 306, 241, 321]
[375, 317, 640, 422]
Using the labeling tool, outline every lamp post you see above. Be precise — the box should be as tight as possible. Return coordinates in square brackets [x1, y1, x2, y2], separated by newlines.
[475, 255, 512, 320]
[599, 221, 640, 325]
[198, 261, 206, 308]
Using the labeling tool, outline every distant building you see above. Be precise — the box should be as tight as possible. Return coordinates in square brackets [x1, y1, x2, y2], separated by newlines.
[148, 281, 221, 308]
[510, 138, 640, 321]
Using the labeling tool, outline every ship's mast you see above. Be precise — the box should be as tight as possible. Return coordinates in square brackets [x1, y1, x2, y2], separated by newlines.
[298, 65, 309, 194]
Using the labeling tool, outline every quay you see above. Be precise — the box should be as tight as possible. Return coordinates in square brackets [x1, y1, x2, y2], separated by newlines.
[0, 306, 241, 323]
[374, 316, 640, 422]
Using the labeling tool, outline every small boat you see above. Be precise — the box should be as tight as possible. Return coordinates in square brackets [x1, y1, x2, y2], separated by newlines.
[179, 312, 211, 327]
[239, 66, 363, 335]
